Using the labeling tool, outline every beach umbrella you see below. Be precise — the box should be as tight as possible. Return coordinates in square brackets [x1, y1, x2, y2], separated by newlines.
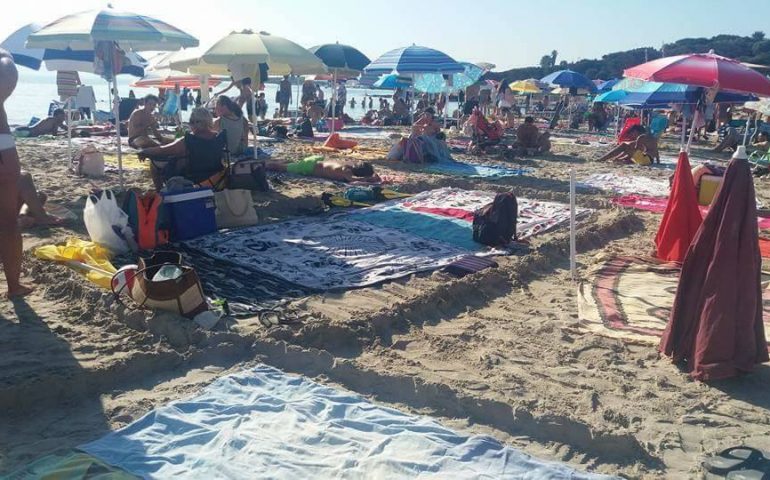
[25, 7, 198, 188]
[310, 43, 370, 134]
[171, 30, 326, 158]
[364, 45, 464, 75]
[624, 50, 770, 97]
[540, 70, 597, 93]
[597, 78, 620, 93]
[475, 62, 496, 72]
[131, 69, 226, 89]
[373, 74, 412, 89]
[602, 78, 755, 108]
[745, 98, 770, 116]
[509, 79, 542, 94]
[660, 147, 768, 381]
[413, 62, 484, 94]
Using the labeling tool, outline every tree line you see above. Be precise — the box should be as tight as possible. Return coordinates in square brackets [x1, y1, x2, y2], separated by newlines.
[486, 32, 770, 82]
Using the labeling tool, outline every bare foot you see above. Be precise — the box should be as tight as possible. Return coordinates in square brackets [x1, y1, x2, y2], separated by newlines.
[6, 284, 34, 299]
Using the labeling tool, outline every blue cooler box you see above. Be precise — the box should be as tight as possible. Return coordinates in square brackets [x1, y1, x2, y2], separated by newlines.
[162, 188, 217, 241]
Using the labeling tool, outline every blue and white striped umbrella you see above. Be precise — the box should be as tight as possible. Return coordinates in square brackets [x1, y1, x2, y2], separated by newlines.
[364, 45, 464, 75]
[372, 74, 413, 89]
[2, 23, 146, 76]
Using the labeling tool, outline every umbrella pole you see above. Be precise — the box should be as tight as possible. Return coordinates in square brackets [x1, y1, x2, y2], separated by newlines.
[680, 108, 687, 152]
[252, 90, 259, 159]
[331, 69, 337, 134]
[200, 74, 210, 104]
[295, 76, 300, 120]
[112, 77, 124, 189]
[66, 97, 73, 168]
[743, 112, 756, 146]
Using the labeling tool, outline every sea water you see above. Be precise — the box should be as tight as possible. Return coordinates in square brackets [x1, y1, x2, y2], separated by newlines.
[6, 69, 457, 127]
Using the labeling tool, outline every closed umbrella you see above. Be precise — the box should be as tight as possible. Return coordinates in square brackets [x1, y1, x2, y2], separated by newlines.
[131, 69, 226, 89]
[25, 6, 198, 188]
[310, 43, 370, 134]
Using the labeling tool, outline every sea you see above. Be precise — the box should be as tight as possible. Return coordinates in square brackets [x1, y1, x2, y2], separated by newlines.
[6, 69, 449, 126]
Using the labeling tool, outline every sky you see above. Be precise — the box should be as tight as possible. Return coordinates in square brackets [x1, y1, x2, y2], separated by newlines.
[1, 0, 769, 71]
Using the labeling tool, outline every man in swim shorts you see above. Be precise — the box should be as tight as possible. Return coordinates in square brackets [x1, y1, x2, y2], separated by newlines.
[128, 94, 170, 148]
[266, 156, 380, 183]
[0, 49, 33, 297]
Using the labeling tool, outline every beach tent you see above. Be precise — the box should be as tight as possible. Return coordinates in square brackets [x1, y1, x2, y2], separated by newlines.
[310, 43, 370, 134]
[24, 6, 198, 188]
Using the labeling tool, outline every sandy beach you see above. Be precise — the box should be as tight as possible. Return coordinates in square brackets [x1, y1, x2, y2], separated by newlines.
[0, 128, 767, 479]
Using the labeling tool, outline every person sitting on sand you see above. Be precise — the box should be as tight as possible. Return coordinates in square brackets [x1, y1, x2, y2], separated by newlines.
[17, 171, 61, 228]
[128, 95, 170, 149]
[14, 109, 66, 137]
[214, 96, 248, 157]
[137, 108, 226, 190]
[514, 116, 551, 154]
[597, 125, 660, 165]
[412, 108, 441, 137]
[306, 102, 326, 126]
[266, 156, 380, 183]
[393, 97, 409, 124]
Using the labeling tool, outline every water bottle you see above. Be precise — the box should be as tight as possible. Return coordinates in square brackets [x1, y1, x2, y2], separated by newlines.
[152, 265, 183, 282]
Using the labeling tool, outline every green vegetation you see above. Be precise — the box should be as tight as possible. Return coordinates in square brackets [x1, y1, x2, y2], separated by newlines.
[487, 32, 770, 82]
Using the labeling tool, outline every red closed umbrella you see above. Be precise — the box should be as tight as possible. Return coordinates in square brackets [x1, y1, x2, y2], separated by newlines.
[624, 51, 770, 96]
[655, 150, 703, 263]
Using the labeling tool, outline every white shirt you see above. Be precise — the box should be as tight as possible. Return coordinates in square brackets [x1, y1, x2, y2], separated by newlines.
[75, 86, 96, 110]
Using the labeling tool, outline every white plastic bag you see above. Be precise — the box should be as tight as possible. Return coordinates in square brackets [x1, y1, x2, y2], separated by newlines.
[83, 190, 132, 254]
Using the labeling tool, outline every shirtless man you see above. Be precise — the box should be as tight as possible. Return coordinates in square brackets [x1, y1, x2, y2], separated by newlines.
[393, 97, 409, 121]
[127, 94, 169, 148]
[597, 125, 660, 165]
[0, 49, 34, 297]
[14, 109, 66, 137]
[235, 77, 255, 120]
[515, 116, 550, 154]
[266, 156, 380, 183]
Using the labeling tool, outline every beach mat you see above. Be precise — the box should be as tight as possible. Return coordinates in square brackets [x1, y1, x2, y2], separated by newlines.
[350, 187, 591, 246]
[613, 195, 770, 229]
[577, 173, 670, 197]
[182, 216, 467, 291]
[5, 450, 137, 479]
[102, 153, 149, 171]
[577, 256, 770, 347]
[174, 245, 311, 317]
[424, 161, 531, 178]
[81, 365, 610, 480]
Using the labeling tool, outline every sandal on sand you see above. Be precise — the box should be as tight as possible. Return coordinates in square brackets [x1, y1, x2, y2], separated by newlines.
[704, 447, 770, 476]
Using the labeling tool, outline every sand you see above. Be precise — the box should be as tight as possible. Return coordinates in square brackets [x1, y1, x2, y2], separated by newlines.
[1, 128, 769, 479]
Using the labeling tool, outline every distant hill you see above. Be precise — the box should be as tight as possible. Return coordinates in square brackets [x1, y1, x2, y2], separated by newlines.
[485, 32, 770, 82]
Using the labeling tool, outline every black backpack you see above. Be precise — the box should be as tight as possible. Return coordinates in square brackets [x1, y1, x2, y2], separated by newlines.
[472, 192, 518, 246]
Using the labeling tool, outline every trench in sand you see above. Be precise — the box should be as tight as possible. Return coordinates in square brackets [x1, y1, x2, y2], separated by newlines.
[0, 204, 661, 476]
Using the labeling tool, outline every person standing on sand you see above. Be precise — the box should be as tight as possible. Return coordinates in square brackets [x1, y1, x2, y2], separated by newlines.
[278, 76, 292, 117]
[0, 49, 34, 298]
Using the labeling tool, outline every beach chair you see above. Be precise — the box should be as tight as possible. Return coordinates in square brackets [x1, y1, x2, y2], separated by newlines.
[467, 108, 503, 150]
[617, 117, 641, 142]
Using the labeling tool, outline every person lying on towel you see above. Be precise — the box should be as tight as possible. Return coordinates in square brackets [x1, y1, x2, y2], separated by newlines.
[14, 109, 66, 137]
[597, 124, 660, 165]
[137, 108, 227, 190]
[266, 155, 380, 183]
